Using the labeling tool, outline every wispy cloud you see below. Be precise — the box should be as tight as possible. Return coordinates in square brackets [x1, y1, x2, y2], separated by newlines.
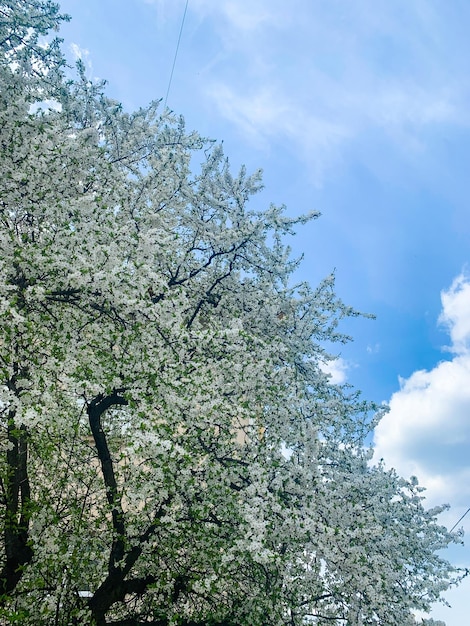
[190, 0, 289, 32]
[183, 0, 470, 182]
[70, 42, 90, 61]
[206, 82, 349, 183]
[140, 0, 188, 25]
[222, 2, 282, 32]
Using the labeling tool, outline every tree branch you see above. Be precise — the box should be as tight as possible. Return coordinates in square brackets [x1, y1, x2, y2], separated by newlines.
[87, 390, 128, 569]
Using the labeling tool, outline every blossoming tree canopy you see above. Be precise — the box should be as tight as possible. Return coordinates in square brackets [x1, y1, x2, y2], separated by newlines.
[0, 1, 463, 625]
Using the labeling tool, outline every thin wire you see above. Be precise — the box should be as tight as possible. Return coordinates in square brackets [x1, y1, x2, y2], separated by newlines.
[164, 0, 189, 109]
[450, 507, 470, 533]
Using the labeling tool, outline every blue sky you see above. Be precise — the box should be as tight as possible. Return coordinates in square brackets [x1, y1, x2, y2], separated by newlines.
[56, 1, 470, 622]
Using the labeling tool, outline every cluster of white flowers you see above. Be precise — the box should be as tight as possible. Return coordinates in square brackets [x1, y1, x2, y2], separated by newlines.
[0, 1, 463, 625]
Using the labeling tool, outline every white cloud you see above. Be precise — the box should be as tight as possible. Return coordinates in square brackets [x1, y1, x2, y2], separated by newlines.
[373, 274, 470, 622]
[439, 274, 470, 354]
[374, 273, 470, 518]
[319, 357, 349, 384]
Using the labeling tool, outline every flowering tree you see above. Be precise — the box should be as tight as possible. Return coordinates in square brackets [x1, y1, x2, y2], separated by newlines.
[0, 2, 463, 624]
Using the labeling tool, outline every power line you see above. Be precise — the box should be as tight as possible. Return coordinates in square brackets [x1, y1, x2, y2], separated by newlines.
[164, 0, 189, 109]
[450, 507, 470, 533]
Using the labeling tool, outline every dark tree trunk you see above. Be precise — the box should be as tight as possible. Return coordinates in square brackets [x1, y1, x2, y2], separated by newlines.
[0, 415, 33, 601]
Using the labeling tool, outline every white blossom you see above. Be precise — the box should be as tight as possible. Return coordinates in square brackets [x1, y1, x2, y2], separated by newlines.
[0, 2, 463, 625]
